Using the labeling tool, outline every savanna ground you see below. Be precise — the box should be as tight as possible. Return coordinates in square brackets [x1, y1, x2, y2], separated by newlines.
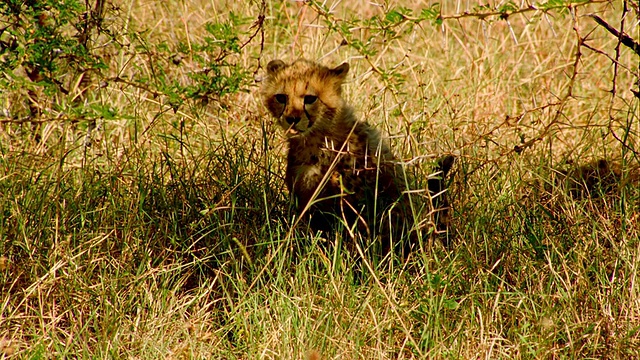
[1, 0, 639, 358]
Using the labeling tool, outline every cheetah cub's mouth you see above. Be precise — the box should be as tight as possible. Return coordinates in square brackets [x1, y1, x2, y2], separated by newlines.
[261, 59, 349, 137]
[286, 125, 301, 136]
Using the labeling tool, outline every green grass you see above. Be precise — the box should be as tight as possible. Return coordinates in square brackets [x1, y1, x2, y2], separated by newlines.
[1, 0, 639, 358]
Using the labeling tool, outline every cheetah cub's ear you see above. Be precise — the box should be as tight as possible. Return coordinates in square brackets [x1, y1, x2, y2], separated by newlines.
[326, 62, 349, 93]
[267, 60, 286, 75]
[329, 62, 349, 79]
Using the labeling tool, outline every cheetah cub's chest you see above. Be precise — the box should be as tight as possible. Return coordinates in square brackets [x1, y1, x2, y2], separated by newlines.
[287, 132, 373, 198]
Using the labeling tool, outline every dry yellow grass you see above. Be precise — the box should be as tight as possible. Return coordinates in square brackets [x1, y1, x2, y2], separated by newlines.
[1, 0, 638, 358]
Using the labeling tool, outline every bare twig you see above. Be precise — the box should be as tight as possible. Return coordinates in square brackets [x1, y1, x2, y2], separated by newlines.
[251, 0, 267, 76]
[436, 0, 611, 21]
[581, 42, 633, 72]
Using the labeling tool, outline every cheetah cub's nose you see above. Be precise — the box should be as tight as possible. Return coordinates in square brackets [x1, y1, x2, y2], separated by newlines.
[286, 116, 301, 125]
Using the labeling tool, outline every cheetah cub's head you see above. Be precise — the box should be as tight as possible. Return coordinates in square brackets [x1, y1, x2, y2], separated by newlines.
[261, 59, 349, 136]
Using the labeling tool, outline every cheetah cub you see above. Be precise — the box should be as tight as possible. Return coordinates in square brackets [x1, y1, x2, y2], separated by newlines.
[261, 59, 451, 254]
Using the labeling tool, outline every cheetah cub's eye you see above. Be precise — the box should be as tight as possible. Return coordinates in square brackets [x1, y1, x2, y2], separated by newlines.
[304, 95, 317, 105]
[275, 94, 287, 104]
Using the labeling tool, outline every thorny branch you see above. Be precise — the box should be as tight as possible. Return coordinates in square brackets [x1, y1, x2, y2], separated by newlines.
[589, 14, 640, 56]
[599, 1, 639, 157]
[462, 6, 587, 176]
[305, 0, 636, 170]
